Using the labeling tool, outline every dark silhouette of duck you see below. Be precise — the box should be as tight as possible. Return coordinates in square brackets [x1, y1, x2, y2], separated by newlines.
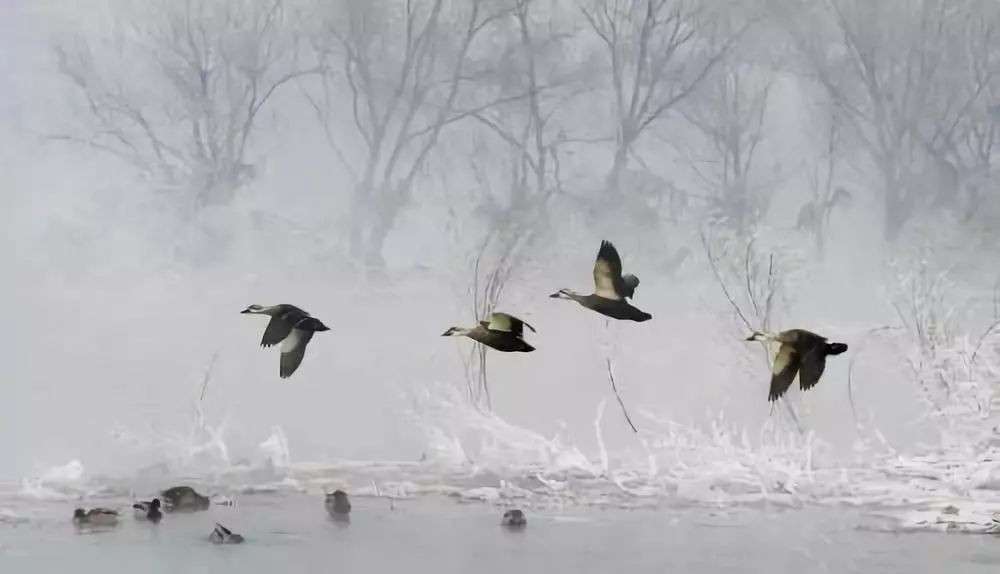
[501, 509, 527, 528]
[746, 329, 848, 401]
[550, 240, 652, 322]
[160, 486, 210, 512]
[325, 490, 351, 520]
[442, 312, 536, 352]
[241, 304, 331, 378]
[132, 498, 162, 522]
[209, 523, 245, 544]
[72, 507, 119, 527]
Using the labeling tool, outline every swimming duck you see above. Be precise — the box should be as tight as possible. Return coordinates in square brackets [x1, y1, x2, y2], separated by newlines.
[550, 240, 652, 322]
[746, 329, 848, 401]
[241, 304, 331, 378]
[325, 490, 351, 519]
[160, 486, 210, 512]
[501, 509, 527, 527]
[442, 312, 536, 352]
[72, 507, 119, 527]
[209, 523, 245, 544]
[132, 498, 162, 522]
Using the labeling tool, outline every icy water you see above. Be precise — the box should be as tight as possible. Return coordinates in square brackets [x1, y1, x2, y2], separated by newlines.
[3, 492, 1000, 573]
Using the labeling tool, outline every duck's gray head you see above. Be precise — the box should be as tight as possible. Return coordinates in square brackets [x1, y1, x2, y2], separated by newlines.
[622, 274, 640, 298]
[73, 508, 86, 518]
[151, 498, 161, 509]
[241, 304, 266, 314]
[549, 288, 576, 299]
[329, 490, 349, 501]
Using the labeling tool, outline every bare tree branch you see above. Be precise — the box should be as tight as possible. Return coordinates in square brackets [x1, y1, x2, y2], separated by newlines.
[606, 357, 638, 433]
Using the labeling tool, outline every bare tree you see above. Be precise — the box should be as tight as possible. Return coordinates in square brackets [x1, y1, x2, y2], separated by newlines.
[921, 3, 1000, 224]
[681, 59, 773, 235]
[796, 115, 851, 256]
[789, 0, 999, 240]
[465, 0, 585, 234]
[53, 0, 309, 211]
[579, 0, 745, 204]
[305, 0, 513, 272]
[451, 0, 588, 410]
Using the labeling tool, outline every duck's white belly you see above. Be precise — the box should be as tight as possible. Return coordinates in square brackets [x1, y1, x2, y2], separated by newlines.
[281, 329, 301, 352]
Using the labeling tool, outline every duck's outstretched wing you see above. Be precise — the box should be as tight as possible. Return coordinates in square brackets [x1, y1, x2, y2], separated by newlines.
[768, 343, 801, 402]
[280, 329, 315, 378]
[593, 240, 626, 300]
[260, 306, 311, 347]
[261, 316, 294, 347]
[215, 523, 233, 536]
[487, 312, 536, 337]
[798, 346, 828, 391]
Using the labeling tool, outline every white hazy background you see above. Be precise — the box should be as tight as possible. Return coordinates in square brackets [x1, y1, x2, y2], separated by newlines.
[2, 0, 998, 483]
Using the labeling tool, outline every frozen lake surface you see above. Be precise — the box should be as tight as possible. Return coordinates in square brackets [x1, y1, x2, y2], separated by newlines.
[4, 490, 1000, 573]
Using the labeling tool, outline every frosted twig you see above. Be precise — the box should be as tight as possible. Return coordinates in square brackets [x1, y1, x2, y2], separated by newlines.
[701, 230, 800, 433]
[763, 254, 776, 330]
[968, 317, 1000, 378]
[479, 343, 491, 411]
[199, 351, 220, 403]
[594, 399, 609, 477]
[699, 230, 752, 330]
[606, 358, 638, 433]
[745, 238, 760, 318]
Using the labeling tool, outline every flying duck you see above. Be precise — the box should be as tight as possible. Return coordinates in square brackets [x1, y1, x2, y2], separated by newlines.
[746, 329, 848, 401]
[160, 486, 210, 512]
[442, 312, 536, 352]
[501, 509, 527, 527]
[241, 304, 331, 378]
[209, 523, 245, 544]
[132, 498, 162, 522]
[72, 507, 119, 527]
[325, 490, 351, 519]
[550, 240, 652, 322]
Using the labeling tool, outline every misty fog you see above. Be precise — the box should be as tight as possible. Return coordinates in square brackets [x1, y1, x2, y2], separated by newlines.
[3, 0, 1000, 544]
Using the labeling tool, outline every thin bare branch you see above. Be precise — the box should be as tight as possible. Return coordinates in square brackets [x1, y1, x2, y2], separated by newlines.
[606, 357, 638, 433]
